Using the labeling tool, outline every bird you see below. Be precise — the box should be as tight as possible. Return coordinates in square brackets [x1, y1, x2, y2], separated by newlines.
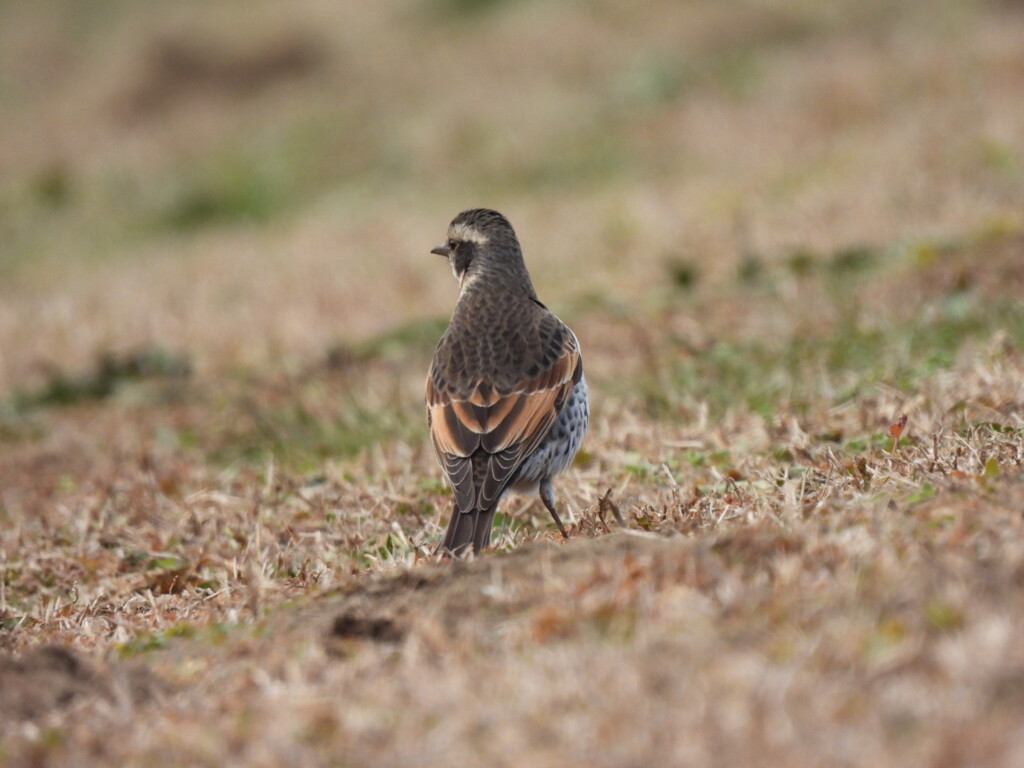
[425, 208, 589, 556]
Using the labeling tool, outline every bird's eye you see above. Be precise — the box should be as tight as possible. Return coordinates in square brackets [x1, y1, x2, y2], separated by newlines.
[448, 239, 457, 250]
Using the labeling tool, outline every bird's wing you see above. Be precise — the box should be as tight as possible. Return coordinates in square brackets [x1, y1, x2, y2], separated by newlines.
[427, 321, 582, 512]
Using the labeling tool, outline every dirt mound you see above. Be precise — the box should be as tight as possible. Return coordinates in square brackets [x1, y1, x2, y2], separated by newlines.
[0, 646, 163, 723]
[323, 533, 713, 654]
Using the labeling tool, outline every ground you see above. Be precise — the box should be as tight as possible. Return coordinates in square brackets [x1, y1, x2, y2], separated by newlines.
[1, 0, 1023, 765]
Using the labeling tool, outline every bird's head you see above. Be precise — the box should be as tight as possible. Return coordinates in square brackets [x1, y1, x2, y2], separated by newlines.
[431, 209, 532, 294]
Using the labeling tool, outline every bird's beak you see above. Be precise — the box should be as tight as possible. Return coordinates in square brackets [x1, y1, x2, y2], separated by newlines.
[431, 242, 451, 257]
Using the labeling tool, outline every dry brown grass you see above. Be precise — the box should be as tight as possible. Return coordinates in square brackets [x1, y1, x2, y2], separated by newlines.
[1, 0, 1024, 765]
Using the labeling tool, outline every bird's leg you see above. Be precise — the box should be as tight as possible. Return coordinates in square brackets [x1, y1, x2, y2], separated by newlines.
[539, 478, 570, 540]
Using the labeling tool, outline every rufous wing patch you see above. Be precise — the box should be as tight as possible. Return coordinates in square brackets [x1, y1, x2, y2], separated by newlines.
[426, 327, 582, 512]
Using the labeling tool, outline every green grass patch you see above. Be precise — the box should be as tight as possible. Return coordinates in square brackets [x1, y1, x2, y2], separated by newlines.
[116, 621, 236, 658]
[210, 319, 454, 468]
[8, 347, 191, 411]
[424, 0, 522, 19]
[155, 150, 293, 231]
[115, 621, 198, 657]
[642, 295, 1023, 419]
[214, 392, 419, 470]
[326, 316, 449, 368]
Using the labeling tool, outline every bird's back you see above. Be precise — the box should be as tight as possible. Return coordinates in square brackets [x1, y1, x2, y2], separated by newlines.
[429, 289, 568, 399]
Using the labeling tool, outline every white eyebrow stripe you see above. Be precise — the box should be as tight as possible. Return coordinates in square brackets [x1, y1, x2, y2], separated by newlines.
[450, 223, 489, 245]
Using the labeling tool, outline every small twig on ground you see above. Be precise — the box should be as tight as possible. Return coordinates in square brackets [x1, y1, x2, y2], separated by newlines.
[598, 488, 626, 528]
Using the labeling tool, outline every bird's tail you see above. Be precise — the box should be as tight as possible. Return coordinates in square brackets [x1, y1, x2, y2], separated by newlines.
[438, 507, 496, 557]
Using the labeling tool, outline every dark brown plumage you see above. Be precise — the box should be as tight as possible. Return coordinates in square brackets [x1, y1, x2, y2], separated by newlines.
[426, 209, 589, 556]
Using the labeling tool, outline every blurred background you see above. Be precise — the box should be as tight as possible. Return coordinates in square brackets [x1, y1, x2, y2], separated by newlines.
[4, 2, 1024, 757]
[1, 0, 1022, 463]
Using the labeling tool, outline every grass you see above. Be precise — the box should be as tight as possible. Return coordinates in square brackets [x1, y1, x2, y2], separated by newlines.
[2, 0, 1024, 765]
[647, 292, 1022, 418]
[8, 347, 191, 410]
